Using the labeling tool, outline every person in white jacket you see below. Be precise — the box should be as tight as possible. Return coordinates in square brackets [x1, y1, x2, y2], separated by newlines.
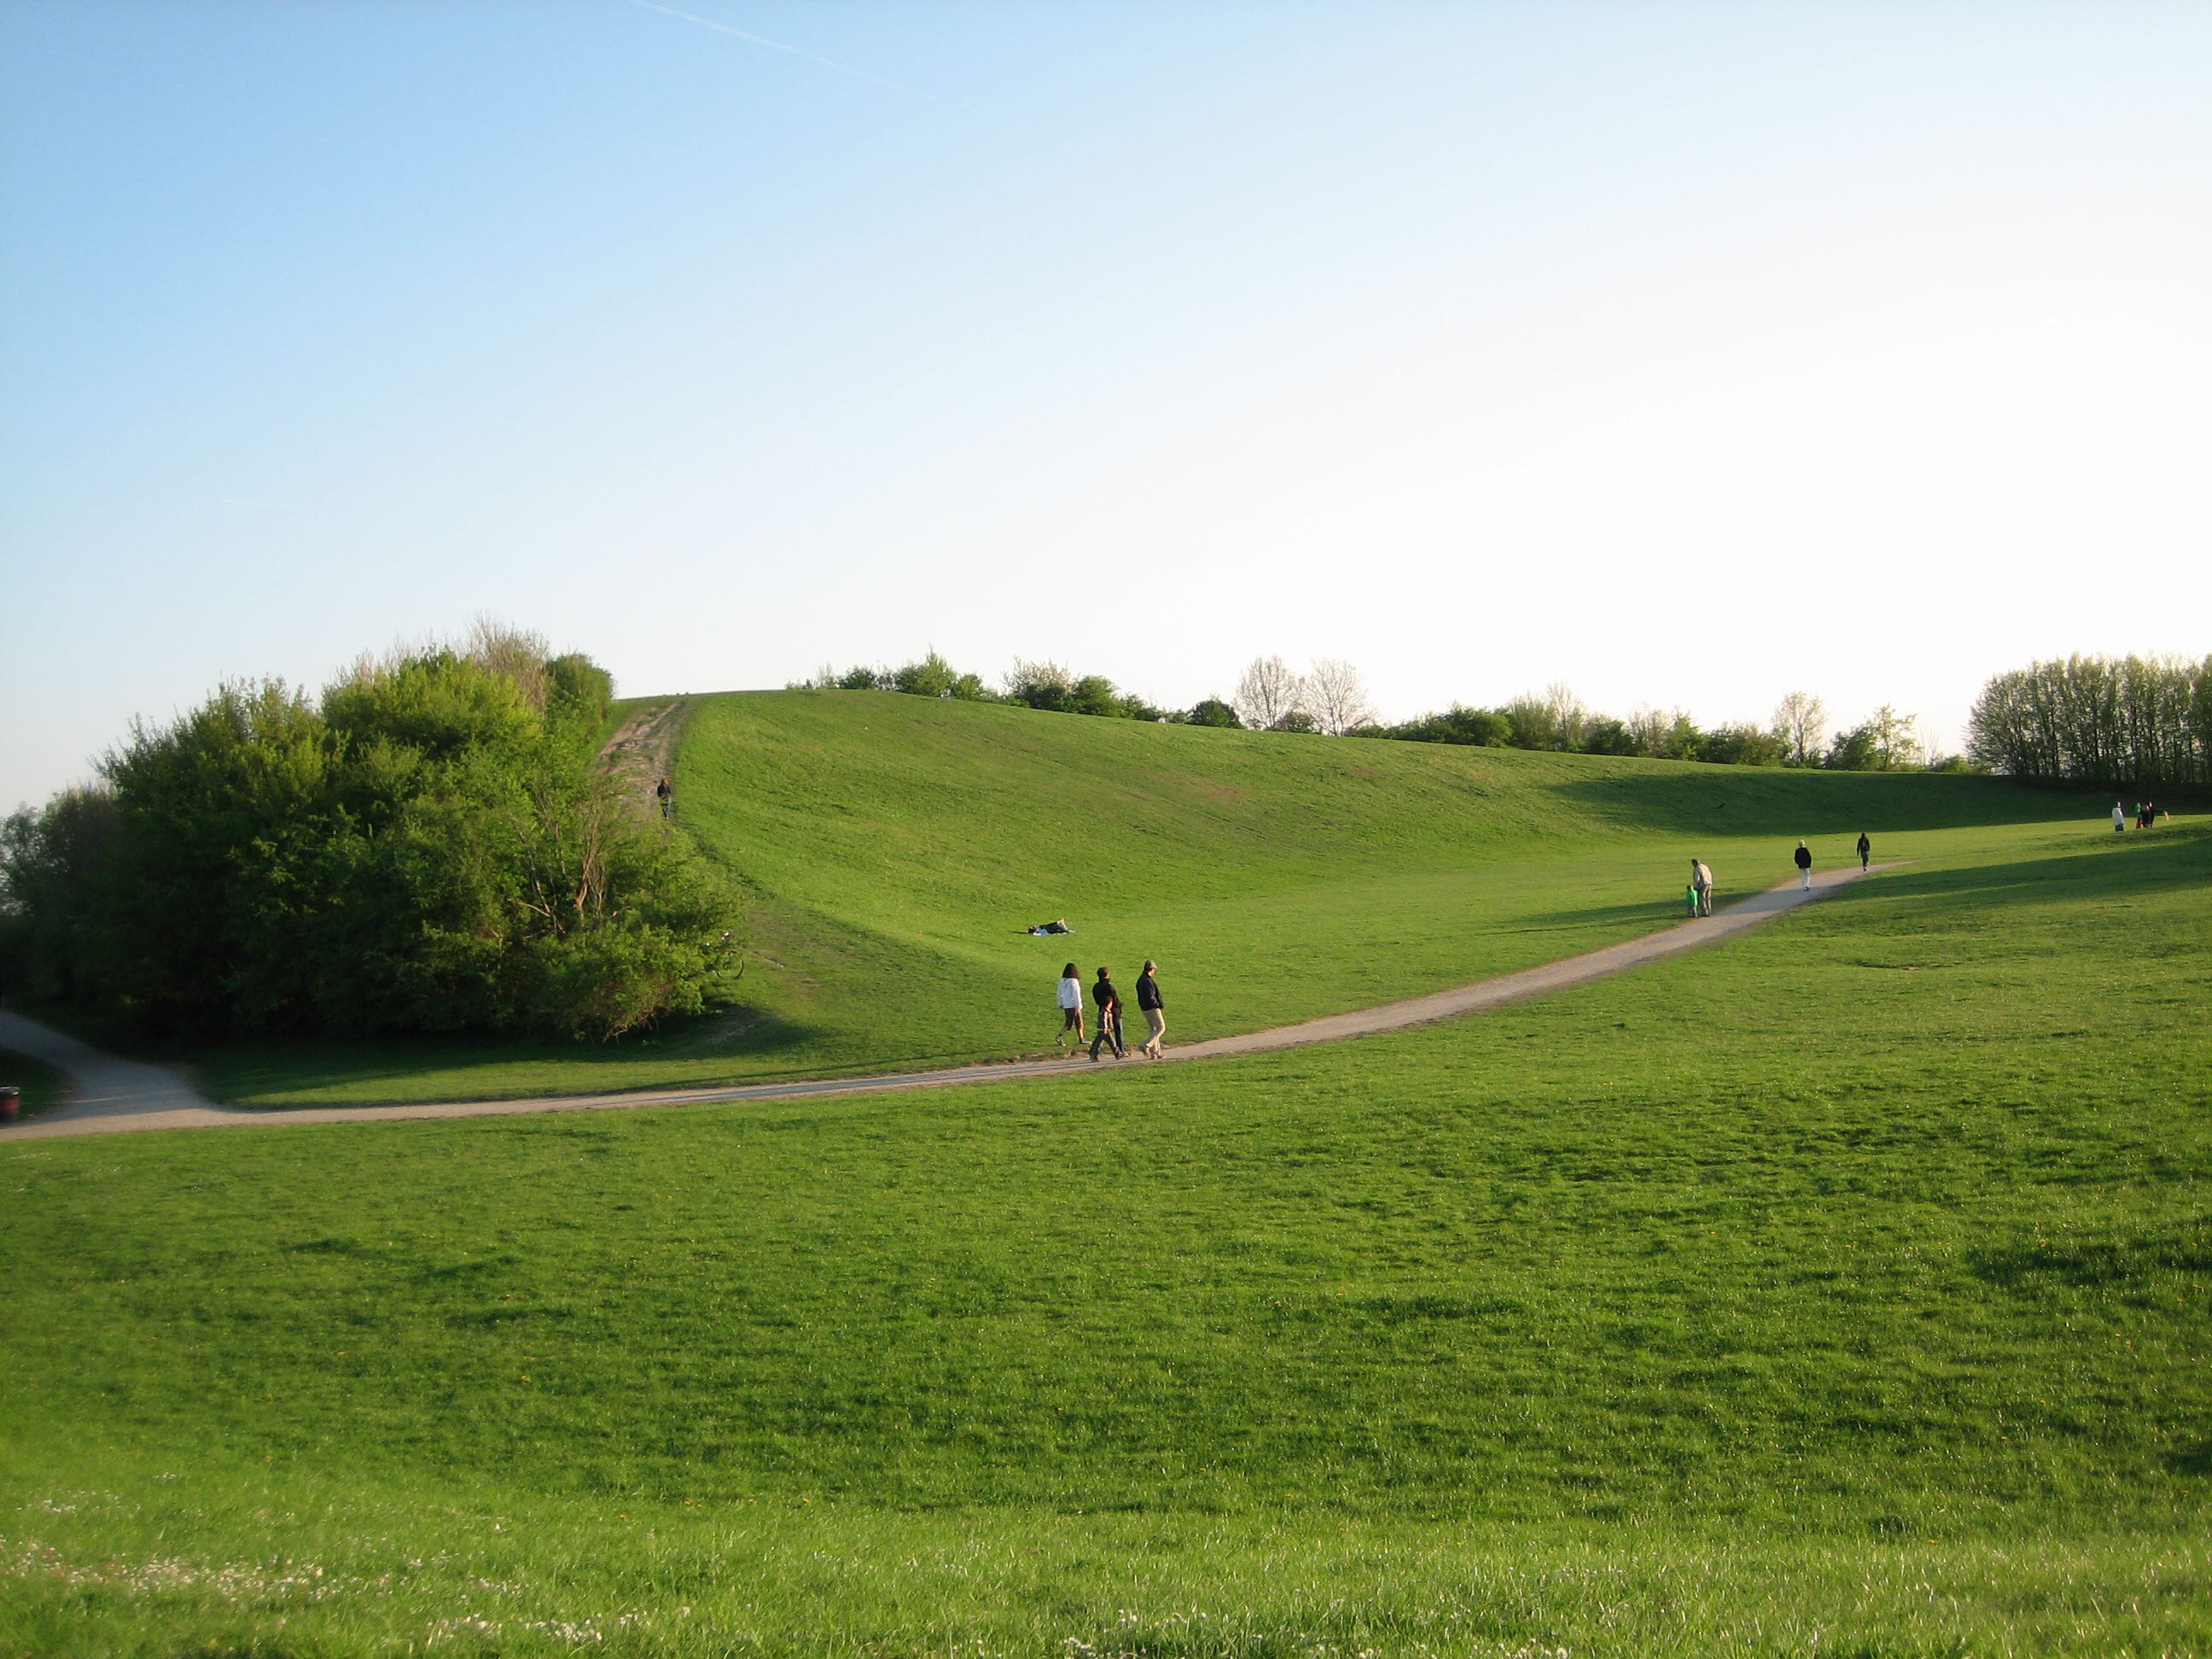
[2113, 802, 2127, 834]
[1055, 963, 1086, 1050]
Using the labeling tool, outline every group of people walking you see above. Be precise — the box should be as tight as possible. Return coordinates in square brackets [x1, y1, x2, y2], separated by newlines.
[1057, 960, 1167, 1061]
[2116, 801, 2163, 831]
[1685, 832, 1872, 914]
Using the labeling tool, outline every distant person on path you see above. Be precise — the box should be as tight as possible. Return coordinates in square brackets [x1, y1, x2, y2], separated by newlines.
[1089, 968, 1126, 1061]
[1056, 962, 1086, 1051]
[1795, 840, 1813, 889]
[1857, 832, 1871, 871]
[2113, 802, 2127, 834]
[1135, 959, 1166, 1059]
[1685, 882, 1700, 917]
[1691, 859, 1714, 917]
[655, 777, 672, 818]
[1026, 918, 1073, 935]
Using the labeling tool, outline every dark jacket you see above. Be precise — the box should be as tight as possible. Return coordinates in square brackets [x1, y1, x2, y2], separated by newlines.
[1091, 976, 1120, 1011]
[1794, 845, 1813, 869]
[1136, 973, 1162, 1011]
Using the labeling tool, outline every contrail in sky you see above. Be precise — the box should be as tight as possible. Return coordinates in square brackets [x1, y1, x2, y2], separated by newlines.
[626, 0, 911, 92]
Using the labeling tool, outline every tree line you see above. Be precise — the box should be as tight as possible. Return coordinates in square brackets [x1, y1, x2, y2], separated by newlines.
[805, 652, 1966, 771]
[0, 626, 742, 1042]
[1968, 654, 2212, 789]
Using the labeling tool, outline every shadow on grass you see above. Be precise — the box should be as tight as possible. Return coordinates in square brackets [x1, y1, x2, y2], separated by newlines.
[1847, 819, 2212, 907]
[8, 993, 830, 1105]
[1970, 1220, 2212, 1295]
[1499, 898, 1688, 931]
[1542, 767, 2106, 837]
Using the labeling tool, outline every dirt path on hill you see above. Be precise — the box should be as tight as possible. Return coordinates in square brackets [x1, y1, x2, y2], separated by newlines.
[598, 697, 694, 818]
[0, 865, 1896, 1142]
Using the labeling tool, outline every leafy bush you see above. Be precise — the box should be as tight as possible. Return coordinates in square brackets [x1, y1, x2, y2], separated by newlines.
[0, 633, 742, 1042]
[1697, 723, 1787, 766]
[1357, 705, 1511, 747]
[1186, 698, 1242, 729]
[1825, 705, 1924, 772]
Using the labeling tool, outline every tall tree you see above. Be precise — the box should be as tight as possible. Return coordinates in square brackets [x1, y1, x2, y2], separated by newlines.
[1771, 690, 1828, 766]
[1233, 655, 1308, 732]
[1306, 659, 1377, 736]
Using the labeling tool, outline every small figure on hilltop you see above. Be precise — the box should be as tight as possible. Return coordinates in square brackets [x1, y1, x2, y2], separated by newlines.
[1857, 831, 1871, 871]
[1055, 962, 1086, 1051]
[1795, 839, 1813, 890]
[2113, 801, 2127, 834]
[1136, 959, 1167, 1059]
[1026, 917, 1073, 935]
[1690, 859, 1714, 917]
[655, 776, 672, 819]
[1090, 967, 1126, 1062]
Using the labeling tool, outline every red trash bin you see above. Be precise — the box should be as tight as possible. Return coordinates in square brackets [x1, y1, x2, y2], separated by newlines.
[0, 1087, 20, 1124]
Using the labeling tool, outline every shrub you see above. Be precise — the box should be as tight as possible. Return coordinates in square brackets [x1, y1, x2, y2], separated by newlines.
[1360, 705, 1511, 747]
[0, 638, 742, 1043]
[1697, 723, 1788, 766]
[1186, 698, 1242, 729]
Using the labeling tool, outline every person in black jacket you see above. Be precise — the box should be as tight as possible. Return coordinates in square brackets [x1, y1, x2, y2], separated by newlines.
[1856, 831, 1871, 871]
[1795, 839, 1813, 890]
[1135, 960, 1166, 1059]
[1089, 967, 1126, 1061]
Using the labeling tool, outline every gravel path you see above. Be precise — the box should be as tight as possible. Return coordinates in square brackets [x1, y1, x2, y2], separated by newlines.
[597, 696, 693, 819]
[0, 864, 1890, 1141]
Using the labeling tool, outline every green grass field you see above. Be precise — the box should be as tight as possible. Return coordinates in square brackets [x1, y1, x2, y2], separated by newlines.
[4, 801, 2205, 1654]
[124, 690, 2088, 1106]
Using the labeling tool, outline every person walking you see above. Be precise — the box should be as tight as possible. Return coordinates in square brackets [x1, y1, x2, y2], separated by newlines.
[1135, 959, 1167, 1059]
[1795, 839, 1813, 889]
[1856, 831, 1871, 871]
[1691, 859, 1714, 917]
[1055, 962, 1086, 1051]
[1089, 966, 1126, 1061]
[2113, 801, 2127, 834]
[655, 777, 673, 819]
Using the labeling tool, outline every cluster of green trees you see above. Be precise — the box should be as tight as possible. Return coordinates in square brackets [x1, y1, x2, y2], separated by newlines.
[794, 653, 1241, 727]
[1357, 685, 1967, 771]
[796, 653, 1966, 772]
[1968, 654, 2212, 788]
[0, 627, 742, 1042]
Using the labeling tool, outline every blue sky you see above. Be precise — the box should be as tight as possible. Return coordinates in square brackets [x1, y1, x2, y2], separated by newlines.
[5, 2, 2209, 805]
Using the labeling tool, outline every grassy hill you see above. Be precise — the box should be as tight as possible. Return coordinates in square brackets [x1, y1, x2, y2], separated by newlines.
[183, 689, 2077, 1104]
[3, 795, 2205, 1652]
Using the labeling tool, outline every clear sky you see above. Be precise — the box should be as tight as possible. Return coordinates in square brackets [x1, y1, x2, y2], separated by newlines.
[5, 1, 2208, 807]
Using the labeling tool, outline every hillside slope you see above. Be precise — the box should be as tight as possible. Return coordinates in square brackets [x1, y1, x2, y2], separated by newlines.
[5, 809, 2205, 1654]
[667, 690, 2071, 1081]
[174, 688, 2082, 1104]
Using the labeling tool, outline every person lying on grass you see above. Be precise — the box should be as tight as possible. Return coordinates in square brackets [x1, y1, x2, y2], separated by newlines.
[1026, 918, 1073, 934]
